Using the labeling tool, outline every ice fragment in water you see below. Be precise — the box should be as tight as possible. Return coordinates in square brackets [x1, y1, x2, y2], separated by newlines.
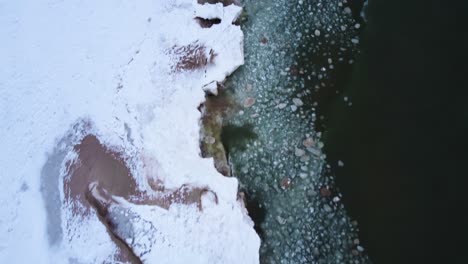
[295, 148, 306, 157]
[278, 103, 287, 109]
[292, 98, 303, 106]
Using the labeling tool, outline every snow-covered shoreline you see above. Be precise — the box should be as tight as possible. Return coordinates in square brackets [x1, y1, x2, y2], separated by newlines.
[0, 0, 259, 263]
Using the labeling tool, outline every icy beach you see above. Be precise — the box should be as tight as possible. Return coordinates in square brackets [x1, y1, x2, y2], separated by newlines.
[0, 0, 259, 263]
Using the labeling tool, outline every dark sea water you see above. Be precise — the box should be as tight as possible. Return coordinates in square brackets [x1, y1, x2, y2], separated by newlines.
[321, 1, 468, 263]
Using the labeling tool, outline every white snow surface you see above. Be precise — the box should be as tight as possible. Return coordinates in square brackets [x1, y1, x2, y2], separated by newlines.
[0, 0, 259, 263]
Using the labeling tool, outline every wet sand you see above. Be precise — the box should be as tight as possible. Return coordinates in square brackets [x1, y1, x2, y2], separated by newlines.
[64, 135, 142, 263]
[65, 135, 139, 207]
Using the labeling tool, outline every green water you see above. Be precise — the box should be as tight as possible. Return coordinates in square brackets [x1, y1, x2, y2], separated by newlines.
[217, 0, 370, 263]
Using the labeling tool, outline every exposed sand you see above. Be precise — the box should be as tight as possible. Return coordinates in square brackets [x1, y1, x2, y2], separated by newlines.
[65, 135, 138, 206]
[63, 135, 218, 263]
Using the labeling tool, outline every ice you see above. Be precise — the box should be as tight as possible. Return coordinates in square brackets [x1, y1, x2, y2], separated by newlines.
[219, 0, 370, 263]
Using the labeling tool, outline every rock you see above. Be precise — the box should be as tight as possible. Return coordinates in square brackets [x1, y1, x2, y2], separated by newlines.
[357, 246, 364, 252]
[332, 196, 340, 203]
[243, 97, 256, 108]
[290, 105, 297, 112]
[323, 204, 332, 212]
[204, 136, 215, 144]
[280, 177, 291, 189]
[320, 187, 332, 197]
[302, 137, 314, 148]
[314, 29, 321, 36]
[338, 160, 344, 167]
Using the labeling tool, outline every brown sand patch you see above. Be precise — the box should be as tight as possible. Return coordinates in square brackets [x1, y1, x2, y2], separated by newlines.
[65, 135, 139, 206]
[63, 135, 142, 263]
[64, 134, 217, 209]
[63, 134, 218, 263]
[169, 42, 215, 71]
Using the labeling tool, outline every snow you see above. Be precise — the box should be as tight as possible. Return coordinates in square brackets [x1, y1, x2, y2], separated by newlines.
[202, 81, 219, 95]
[0, 0, 259, 263]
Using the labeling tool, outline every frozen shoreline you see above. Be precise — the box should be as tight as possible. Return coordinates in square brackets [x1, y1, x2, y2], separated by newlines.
[0, 0, 259, 263]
